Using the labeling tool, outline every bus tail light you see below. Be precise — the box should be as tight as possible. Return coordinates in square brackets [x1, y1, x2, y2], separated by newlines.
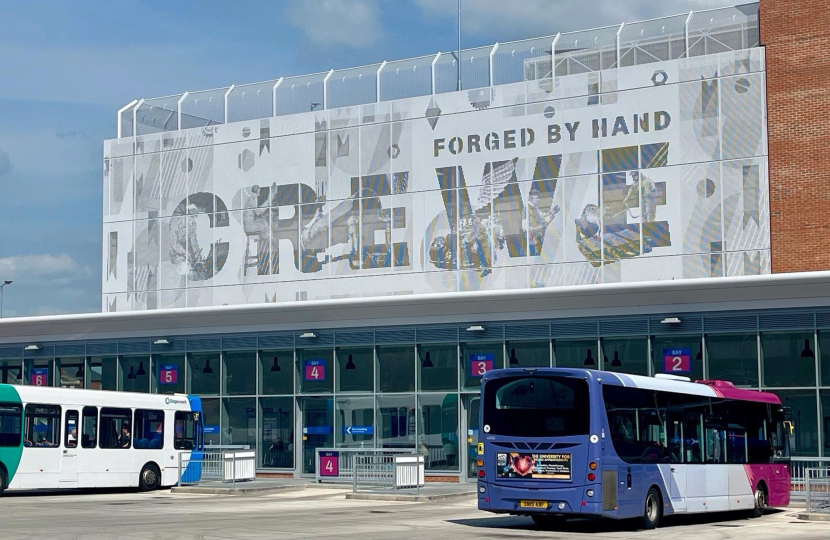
[587, 472, 596, 482]
[478, 469, 485, 478]
[476, 459, 484, 468]
[589, 462, 597, 470]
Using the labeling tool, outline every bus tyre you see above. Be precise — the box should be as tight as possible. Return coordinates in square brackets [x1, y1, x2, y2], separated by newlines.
[0, 469, 6, 496]
[641, 487, 662, 529]
[531, 515, 567, 529]
[139, 464, 161, 492]
[751, 484, 767, 518]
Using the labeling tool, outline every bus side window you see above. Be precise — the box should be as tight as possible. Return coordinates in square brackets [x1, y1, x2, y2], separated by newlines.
[24, 404, 61, 448]
[174, 411, 197, 450]
[683, 411, 703, 463]
[81, 407, 97, 449]
[99, 407, 131, 449]
[134, 409, 164, 449]
[0, 403, 22, 448]
[64, 410, 78, 448]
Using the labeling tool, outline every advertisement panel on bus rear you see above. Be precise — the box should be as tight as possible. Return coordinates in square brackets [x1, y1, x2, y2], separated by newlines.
[496, 452, 571, 480]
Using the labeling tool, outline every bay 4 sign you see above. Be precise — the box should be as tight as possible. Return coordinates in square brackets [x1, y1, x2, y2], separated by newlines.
[319, 451, 339, 477]
[304, 359, 326, 381]
[663, 348, 692, 373]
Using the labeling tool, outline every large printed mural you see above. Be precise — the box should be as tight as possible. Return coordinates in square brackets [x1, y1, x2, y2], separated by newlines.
[103, 48, 769, 311]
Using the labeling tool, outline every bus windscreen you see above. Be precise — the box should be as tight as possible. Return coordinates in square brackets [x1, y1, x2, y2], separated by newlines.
[483, 376, 590, 437]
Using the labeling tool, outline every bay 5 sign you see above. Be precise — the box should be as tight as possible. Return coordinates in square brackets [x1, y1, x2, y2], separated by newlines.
[159, 364, 178, 385]
[663, 348, 692, 373]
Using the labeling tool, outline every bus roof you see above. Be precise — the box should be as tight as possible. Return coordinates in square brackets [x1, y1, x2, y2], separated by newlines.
[482, 368, 782, 405]
[0, 383, 197, 409]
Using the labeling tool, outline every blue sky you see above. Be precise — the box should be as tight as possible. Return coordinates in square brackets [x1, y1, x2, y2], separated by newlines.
[0, 0, 734, 317]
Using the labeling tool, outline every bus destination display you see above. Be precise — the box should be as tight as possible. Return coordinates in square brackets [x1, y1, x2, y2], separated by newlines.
[496, 452, 571, 480]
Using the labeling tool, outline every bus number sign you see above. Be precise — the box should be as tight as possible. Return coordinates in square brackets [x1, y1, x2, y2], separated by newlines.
[663, 348, 691, 373]
[305, 359, 326, 381]
[30, 368, 48, 386]
[470, 354, 494, 377]
[159, 364, 178, 385]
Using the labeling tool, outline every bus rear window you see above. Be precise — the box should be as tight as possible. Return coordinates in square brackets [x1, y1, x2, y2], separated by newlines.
[483, 376, 590, 437]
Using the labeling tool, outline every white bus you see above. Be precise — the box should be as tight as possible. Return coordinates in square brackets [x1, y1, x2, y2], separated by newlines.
[0, 383, 204, 495]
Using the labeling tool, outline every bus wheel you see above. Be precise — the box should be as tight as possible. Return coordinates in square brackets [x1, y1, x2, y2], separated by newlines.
[0, 469, 7, 496]
[139, 464, 161, 492]
[641, 487, 662, 529]
[531, 515, 567, 529]
[751, 484, 767, 518]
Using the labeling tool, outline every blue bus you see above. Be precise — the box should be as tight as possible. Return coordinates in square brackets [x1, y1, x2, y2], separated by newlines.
[477, 368, 791, 528]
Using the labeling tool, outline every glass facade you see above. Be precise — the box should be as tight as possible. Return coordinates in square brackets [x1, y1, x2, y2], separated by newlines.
[1, 308, 830, 474]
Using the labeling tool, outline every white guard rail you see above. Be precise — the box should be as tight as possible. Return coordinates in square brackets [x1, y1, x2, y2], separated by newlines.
[315, 447, 416, 484]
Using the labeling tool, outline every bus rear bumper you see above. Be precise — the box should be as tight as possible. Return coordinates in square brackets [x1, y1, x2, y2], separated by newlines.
[478, 481, 604, 517]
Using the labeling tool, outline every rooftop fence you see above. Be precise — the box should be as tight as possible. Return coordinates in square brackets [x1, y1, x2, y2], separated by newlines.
[117, 3, 759, 138]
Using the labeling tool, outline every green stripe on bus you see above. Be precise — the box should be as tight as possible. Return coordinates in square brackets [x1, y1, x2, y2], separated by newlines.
[0, 384, 23, 487]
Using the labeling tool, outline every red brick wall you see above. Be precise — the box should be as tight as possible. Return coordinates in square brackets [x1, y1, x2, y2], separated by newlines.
[760, 0, 830, 273]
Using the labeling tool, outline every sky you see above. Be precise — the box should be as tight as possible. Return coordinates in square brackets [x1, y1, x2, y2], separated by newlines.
[0, 0, 737, 318]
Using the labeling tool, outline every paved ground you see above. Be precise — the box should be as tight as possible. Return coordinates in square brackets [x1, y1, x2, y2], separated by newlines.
[0, 488, 826, 540]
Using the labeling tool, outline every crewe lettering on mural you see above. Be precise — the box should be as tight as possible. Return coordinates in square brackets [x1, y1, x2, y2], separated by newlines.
[433, 111, 671, 157]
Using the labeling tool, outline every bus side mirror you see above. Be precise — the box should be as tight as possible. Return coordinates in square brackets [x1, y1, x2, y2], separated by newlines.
[783, 421, 794, 435]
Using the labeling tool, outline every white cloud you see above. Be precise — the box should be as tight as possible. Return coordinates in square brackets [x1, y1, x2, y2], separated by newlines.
[287, 0, 384, 48]
[0, 253, 79, 279]
[413, 0, 738, 41]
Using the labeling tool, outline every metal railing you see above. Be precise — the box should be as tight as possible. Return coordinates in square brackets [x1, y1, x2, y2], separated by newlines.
[178, 451, 256, 488]
[353, 453, 425, 493]
[117, 3, 759, 137]
[314, 447, 415, 484]
[804, 467, 830, 514]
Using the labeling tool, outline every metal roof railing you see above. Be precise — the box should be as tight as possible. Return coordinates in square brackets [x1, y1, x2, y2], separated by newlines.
[118, 3, 760, 138]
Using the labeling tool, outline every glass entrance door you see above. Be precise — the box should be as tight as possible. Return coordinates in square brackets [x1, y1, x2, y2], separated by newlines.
[300, 397, 333, 475]
[463, 395, 480, 480]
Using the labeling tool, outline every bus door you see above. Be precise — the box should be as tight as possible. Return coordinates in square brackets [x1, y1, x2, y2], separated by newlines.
[463, 395, 480, 480]
[60, 410, 79, 484]
[666, 408, 686, 512]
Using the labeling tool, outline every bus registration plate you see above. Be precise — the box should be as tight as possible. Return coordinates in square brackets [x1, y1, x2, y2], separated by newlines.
[520, 500, 548, 508]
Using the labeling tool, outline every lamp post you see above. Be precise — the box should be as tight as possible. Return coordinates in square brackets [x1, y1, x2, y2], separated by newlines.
[0, 280, 11, 318]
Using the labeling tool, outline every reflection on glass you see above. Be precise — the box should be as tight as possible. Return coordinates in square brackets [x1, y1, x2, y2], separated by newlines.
[337, 348, 373, 393]
[601, 337, 648, 375]
[553, 339, 597, 369]
[57, 357, 84, 388]
[706, 334, 759, 387]
[301, 398, 333, 474]
[24, 358, 53, 387]
[821, 332, 830, 387]
[87, 357, 117, 390]
[224, 351, 257, 395]
[201, 397, 221, 446]
[820, 390, 830, 453]
[377, 346, 415, 393]
[189, 352, 220, 395]
[778, 390, 818, 456]
[418, 393, 459, 471]
[0, 360, 22, 385]
[120, 356, 150, 393]
[761, 332, 816, 387]
[377, 395, 416, 449]
[506, 342, 550, 368]
[260, 397, 293, 468]
[337, 396, 374, 448]
[260, 350, 293, 395]
[222, 397, 257, 451]
[419, 344, 457, 391]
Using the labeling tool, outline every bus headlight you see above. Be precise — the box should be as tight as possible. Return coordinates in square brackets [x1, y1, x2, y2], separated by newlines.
[586, 489, 594, 497]
[558, 502, 566, 510]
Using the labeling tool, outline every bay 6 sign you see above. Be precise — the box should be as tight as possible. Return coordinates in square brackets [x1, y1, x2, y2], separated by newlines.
[104, 49, 769, 311]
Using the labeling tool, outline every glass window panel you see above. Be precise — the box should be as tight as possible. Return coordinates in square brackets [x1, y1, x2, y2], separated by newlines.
[297, 349, 333, 394]
[553, 339, 598, 368]
[188, 352, 220, 395]
[260, 350, 293, 395]
[706, 333, 759, 387]
[119, 356, 150, 393]
[24, 358, 53, 387]
[821, 390, 830, 454]
[64, 410, 78, 448]
[419, 344, 458, 392]
[0, 403, 22, 447]
[24, 404, 61, 448]
[154, 354, 185, 394]
[418, 393, 459, 471]
[81, 407, 97, 449]
[174, 411, 200, 450]
[376, 395, 416, 448]
[506, 341, 550, 368]
[201, 397, 221, 446]
[461, 343, 503, 391]
[336, 347, 374, 393]
[819, 331, 830, 387]
[57, 357, 84, 388]
[777, 390, 818, 456]
[0, 360, 22, 385]
[224, 351, 257, 395]
[87, 356, 117, 391]
[601, 337, 649, 375]
[133, 409, 164, 449]
[260, 397, 294, 468]
[377, 346, 415, 393]
[221, 397, 257, 451]
[762, 332, 816, 387]
[337, 396, 374, 448]
[99, 407, 130, 449]
[651, 336, 703, 381]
